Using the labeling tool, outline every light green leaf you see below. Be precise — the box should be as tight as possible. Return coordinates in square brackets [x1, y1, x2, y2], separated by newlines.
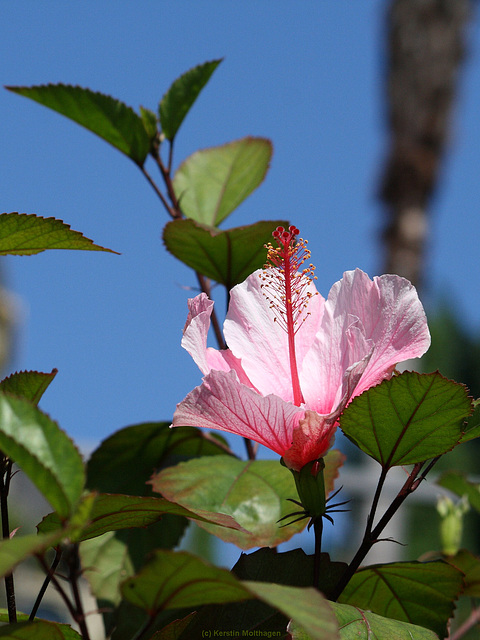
[159, 59, 222, 141]
[39, 493, 241, 541]
[163, 219, 288, 289]
[87, 422, 230, 496]
[331, 602, 439, 639]
[0, 620, 82, 639]
[6, 84, 151, 165]
[340, 371, 472, 468]
[150, 456, 306, 549]
[0, 393, 85, 518]
[339, 561, 462, 638]
[437, 471, 480, 512]
[139, 106, 158, 141]
[0, 369, 57, 405]
[0, 531, 66, 579]
[173, 137, 272, 226]
[0, 213, 117, 256]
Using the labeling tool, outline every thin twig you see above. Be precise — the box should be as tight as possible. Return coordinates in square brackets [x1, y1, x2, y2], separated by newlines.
[330, 459, 437, 601]
[0, 455, 16, 623]
[30, 547, 63, 620]
[67, 544, 91, 640]
[139, 166, 176, 218]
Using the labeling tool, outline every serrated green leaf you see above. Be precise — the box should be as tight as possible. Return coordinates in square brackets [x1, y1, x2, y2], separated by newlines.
[150, 456, 307, 549]
[139, 106, 158, 141]
[7, 84, 151, 165]
[245, 582, 339, 640]
[340, 371, 472, 468]
[87, 422, 230, 496]
[0, 531, 66, 579]
[163, 219, 288, 289]
[159, 59, 222, 140]
[122, 549, 250, 611]
[39, 493, 241, 541]
[0, 213, 117, 256]
[331, 602, 439, 640]
[445, 549, 480, 597]
[173, 137, 272, 226]
[339, 561, 462, 638]
[437, 471, 480, 512]
[0, 393, 85, 518]
[0, 369, 57, 405]
[0, 620, 82, 639]
[459, 399, 480, 442]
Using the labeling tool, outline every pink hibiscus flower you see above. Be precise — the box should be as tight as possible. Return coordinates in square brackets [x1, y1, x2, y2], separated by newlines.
[172, 226, 430, 471]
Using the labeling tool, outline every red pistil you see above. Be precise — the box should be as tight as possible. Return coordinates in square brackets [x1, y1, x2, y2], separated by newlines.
[259, 225, 317, 407]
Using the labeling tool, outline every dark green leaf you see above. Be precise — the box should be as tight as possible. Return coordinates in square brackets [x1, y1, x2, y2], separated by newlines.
[0, 531, 66, 579]
[150, 456, 307, 549]
[0, 621, 82, 639]
[139, 106, 158, 140]
[340, 372, 472, 468]
[159, 59, 222, 140]
[445, 549, 480, 597]
[0, 369, 57, 405]
[339, 561, 463, 638]
[173, 137, 272, 227]
[87, 422, 230, 496]
[437, 471, 480, 512]
[163, 219, 288, 289]
[459, 399, 480, 443]
[39, 493, 241, 541]
[233, 548, 347, 599]
[0, 393, 85, 518]
[7, 84, 151, 165]
[331, 602, 439, 640]
[149, 612, 196, 640]
[0, 213, 117, 256]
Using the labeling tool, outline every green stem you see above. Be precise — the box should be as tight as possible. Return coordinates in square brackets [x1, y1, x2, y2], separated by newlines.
[313, 517, 323, 588]
[30, 547, 62, 620]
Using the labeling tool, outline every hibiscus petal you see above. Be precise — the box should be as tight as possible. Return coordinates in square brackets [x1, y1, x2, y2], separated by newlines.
[181, 293, 254, 387]
[225, 269, 324, 401]
[283, 410, 337, 472]
[172, 369, 304, 456]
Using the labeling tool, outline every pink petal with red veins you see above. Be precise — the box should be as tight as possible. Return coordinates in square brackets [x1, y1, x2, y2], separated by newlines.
[224, 269, 324, 402]
[283, 410, 337, 471]
[172, 369, 304, 455]
[181, 293, 255, 387]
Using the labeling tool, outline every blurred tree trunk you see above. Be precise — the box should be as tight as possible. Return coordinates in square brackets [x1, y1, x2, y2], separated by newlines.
[380, 0, 471, 289]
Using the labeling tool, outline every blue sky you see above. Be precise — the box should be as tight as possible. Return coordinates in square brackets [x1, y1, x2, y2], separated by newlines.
[1, 0, 479, 460]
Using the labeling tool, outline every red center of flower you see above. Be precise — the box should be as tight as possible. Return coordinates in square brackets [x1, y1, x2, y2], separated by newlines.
[259, 225, 317, 407]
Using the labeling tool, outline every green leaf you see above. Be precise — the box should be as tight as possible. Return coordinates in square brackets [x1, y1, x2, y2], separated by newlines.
[0, 393, 85, 518]
[459, 399, 480, 443]
[150, 456, 307, 549]
[244, 582, 339, 640]
[6, 84, 151, 166]
[87, 422, 230, 496]
[0, 369, 57, 405]
[340, 371, 472, 468]
[331, 602, 439, 640]
[0, 213, 117, 256]
[0, 531, 66, 579]
[159, 59, 222, 141]
[39, 493, 241, 541]
[122, 549, 250, 611]
[445, 549, 480, 597]
[122, 549, 338, 640]
[149, 612, 196, 640]
[339, 561, 463, 638]
[437, 471, 480, 512]
[173, 137, 273, 227]
[139, 106, 158, 141]
[324, 449, 346, 496]
[163, 219, 288, 289]
[0, 621, 82, 639]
